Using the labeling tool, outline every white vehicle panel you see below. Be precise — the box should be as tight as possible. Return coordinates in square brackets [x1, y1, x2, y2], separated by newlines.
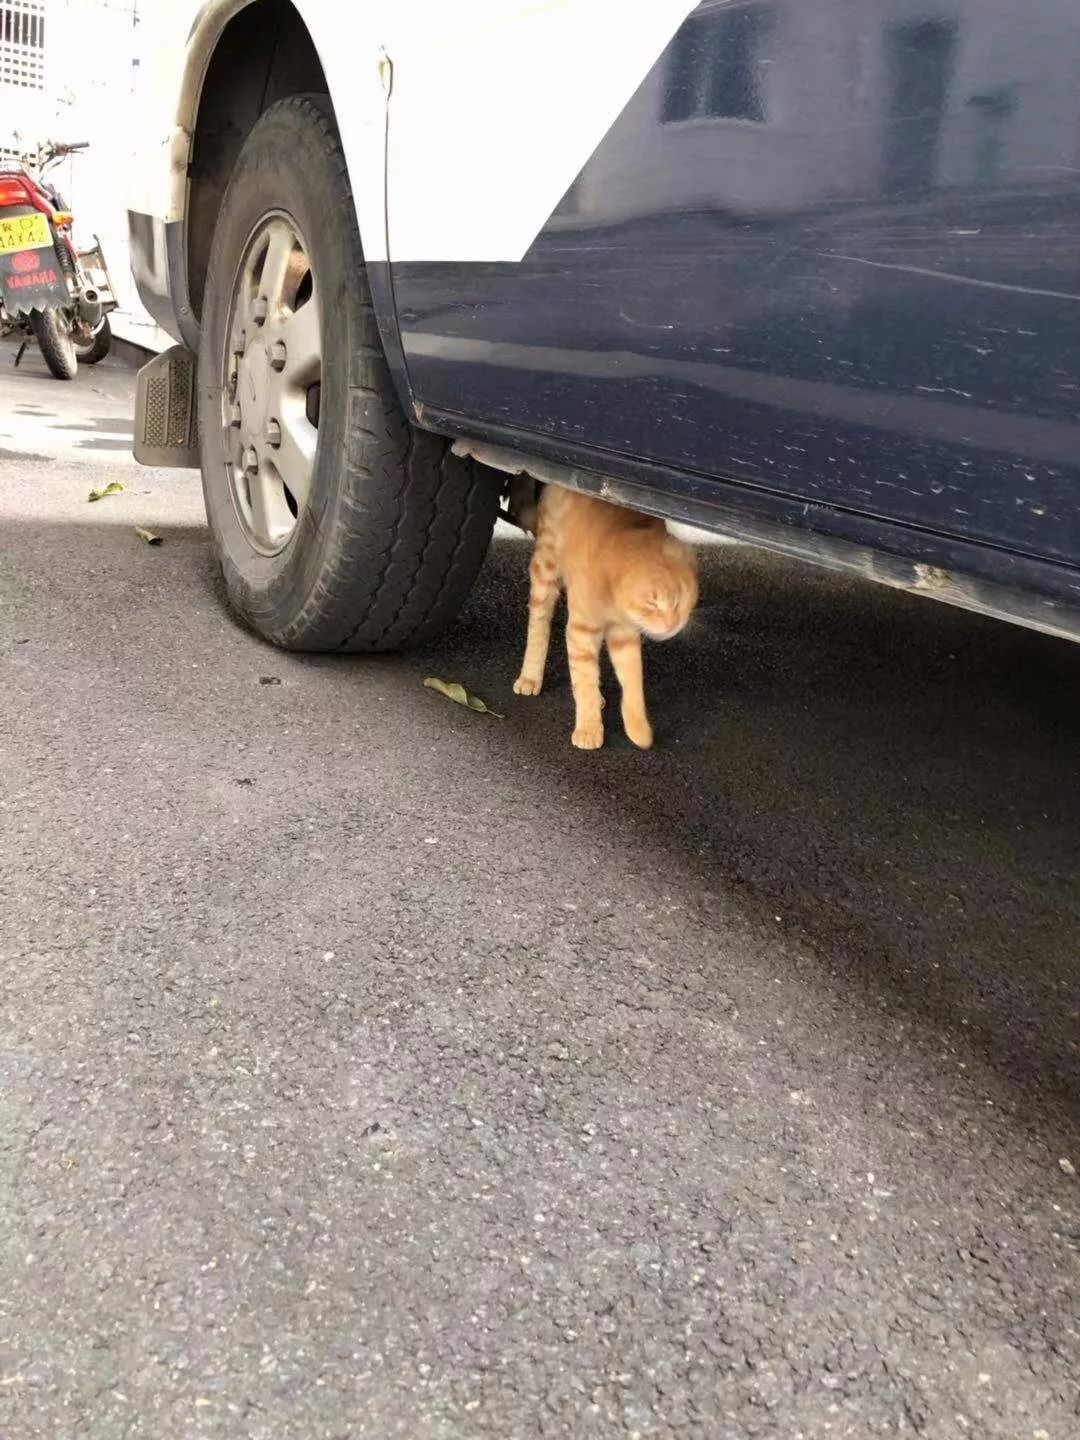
[129, 0, 695, 264]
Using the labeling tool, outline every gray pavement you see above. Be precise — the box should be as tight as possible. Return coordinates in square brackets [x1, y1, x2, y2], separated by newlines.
[1, 342, 1078, 1440]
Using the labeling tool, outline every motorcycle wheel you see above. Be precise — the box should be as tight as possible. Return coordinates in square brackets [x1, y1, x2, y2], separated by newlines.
[76, 315, 113, 365]
[76, 316, 112, 366]
[30, 308, 78, 381]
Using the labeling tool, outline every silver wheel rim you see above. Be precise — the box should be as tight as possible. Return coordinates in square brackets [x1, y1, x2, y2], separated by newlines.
[222, 213, 322, 554]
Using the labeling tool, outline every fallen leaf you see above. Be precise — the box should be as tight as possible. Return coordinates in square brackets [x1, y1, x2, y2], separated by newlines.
[424, 677, 503, 718]
[134, 527, 163, 546]
[87, 480, 124, 503]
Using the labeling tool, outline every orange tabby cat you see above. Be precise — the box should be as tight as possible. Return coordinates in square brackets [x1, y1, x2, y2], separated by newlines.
[514, 486, 698, 750]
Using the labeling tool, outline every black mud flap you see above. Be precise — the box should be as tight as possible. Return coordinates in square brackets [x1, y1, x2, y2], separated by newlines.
[0, 250, 68, 315]
[134, 344, 199, 468]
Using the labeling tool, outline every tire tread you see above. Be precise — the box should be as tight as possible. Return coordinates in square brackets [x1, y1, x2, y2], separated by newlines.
[204, 95, 497, 653]
[30, 308, 78, 381]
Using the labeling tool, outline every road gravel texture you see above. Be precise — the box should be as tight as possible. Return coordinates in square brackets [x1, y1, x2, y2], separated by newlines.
[0, 347, 1077, 1439]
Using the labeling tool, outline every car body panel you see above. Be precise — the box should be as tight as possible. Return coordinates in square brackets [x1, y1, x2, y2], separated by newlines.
[390, 0, 1080, 569]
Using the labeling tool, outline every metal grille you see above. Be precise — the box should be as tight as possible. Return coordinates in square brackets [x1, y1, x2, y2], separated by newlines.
[167, 357, 196, 446]
[0, 0, 46, 91]
[144, 376, 169, 449]
[143, 356, 197, 451]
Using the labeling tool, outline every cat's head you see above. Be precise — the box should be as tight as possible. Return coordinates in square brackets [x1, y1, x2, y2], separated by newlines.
[616, 535, 699, 641]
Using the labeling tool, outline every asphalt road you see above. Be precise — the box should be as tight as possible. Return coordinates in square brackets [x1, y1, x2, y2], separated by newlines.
[1, 343, 1078, 1440]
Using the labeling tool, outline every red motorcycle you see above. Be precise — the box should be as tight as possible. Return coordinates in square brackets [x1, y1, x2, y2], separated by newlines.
[0, 141, 117, 379]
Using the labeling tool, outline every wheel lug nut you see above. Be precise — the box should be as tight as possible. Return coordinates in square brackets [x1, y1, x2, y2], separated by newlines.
[252, 298, 268, 325]
[266, 419, 282, 448]
[269, 341, 287, 371]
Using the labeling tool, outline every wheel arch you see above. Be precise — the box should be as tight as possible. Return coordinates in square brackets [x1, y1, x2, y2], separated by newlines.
[170, 0, 403, 392]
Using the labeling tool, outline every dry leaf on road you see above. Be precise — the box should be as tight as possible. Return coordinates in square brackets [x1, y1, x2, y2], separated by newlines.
[423, 677, 503, 719]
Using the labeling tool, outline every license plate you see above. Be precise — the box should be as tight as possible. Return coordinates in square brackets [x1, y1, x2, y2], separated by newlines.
[0, 212, 50, 254]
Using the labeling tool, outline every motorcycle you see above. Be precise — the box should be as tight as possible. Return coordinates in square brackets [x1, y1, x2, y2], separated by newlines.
[0, 140, 117, 380]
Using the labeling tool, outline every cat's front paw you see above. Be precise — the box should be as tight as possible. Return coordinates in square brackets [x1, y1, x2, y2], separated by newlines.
[514, 674, 543, 696]
[623, 712, 654, 750]
[572, 722, 605, 751]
